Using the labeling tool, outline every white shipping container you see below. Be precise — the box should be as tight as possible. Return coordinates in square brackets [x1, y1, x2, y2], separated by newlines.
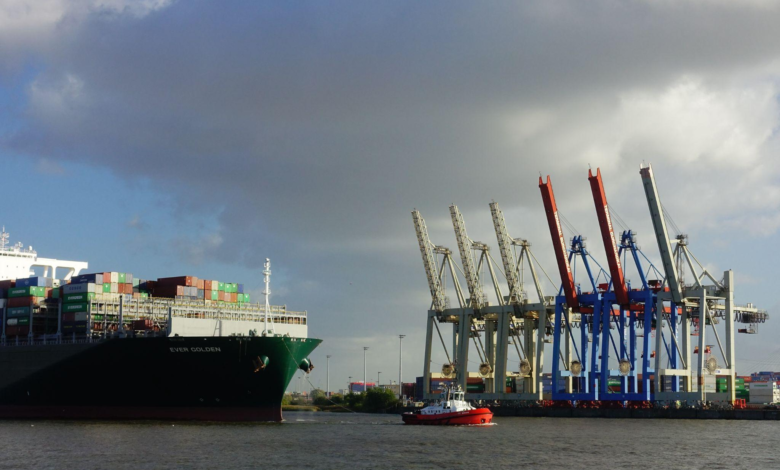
[750, 382, 778, 390]
[748, 395, 780, 404]
[62, 283, 96, 294]
[110, 283, 118, 293]
[110, 272, 119, 283]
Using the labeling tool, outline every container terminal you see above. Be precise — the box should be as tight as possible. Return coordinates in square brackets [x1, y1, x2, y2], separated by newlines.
[411, 164, 772, 415]
[0, 235, 319, 421]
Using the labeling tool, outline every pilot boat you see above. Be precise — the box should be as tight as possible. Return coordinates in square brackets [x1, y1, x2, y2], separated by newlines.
[402, 386, 493, 425]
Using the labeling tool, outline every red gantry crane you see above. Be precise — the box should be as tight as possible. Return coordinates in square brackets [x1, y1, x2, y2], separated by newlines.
[538, 176, 578, 310]
[587, 168, 629, 307]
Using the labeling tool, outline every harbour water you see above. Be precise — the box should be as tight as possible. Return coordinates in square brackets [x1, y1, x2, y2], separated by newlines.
[0, 412, 778, 469]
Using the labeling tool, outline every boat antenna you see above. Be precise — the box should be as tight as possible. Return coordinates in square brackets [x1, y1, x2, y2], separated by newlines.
[263, 258, 276, 336]
[0, 226, 7, 251]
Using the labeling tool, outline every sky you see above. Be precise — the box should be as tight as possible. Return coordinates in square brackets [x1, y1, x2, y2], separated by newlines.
[1, 0, 780, 392]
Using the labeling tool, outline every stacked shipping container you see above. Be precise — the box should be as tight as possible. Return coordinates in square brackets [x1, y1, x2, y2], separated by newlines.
[1, 272, 253, 339]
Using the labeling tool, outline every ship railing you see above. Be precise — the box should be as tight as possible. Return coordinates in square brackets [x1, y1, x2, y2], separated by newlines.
[0, 336, 96, 347]
[81, 297, 307, 330]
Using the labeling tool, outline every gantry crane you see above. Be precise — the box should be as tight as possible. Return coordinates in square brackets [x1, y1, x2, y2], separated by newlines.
[490, 202, 555, 398]
[587, 168, 657, 400]
[541, 173, 652, 401]
[449, 205, 505, 392]
[412, 210, 465, 397]
[640, 164, 768, 403]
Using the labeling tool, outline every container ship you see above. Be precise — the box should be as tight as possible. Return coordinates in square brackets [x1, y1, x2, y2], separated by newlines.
[0, 227, 320, 421]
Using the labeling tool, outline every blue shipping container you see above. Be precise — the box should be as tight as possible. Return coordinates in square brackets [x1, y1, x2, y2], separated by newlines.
[237, 284, 244, 294]
[15, 277, 53, 288]
[71, 273, 104, 285]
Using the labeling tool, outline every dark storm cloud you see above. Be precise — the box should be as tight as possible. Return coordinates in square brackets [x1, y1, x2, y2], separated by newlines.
[2, 0, 780, 382]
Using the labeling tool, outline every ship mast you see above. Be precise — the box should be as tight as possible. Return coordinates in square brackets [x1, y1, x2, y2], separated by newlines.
[263, 258, 276, 336]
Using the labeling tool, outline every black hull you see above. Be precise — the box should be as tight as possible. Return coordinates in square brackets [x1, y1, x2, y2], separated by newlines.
[0, 336, 321, 422]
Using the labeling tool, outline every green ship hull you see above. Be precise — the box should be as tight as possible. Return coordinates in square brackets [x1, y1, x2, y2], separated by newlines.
[0, 335, 321, 421]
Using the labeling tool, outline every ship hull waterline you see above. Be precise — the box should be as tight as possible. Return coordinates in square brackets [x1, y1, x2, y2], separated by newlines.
[0, 335, 321, 422]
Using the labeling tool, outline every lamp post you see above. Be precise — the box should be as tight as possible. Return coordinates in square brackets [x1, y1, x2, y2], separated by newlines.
[378, 371, 381, 388]
[363, 347, 369, 391]
[326, 355, 332, 398]
[399, 334, 406, 400]
[348, 376, 352, 394]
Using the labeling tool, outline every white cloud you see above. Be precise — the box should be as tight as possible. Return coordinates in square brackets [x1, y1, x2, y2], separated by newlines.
[0, 0, 173, 71]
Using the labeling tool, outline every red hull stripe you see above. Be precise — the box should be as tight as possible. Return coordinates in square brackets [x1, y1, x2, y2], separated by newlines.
[0, 406, 282, 422]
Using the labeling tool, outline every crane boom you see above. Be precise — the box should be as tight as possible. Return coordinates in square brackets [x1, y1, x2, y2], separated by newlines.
[450, 205, 485, 309]
[538, 176, 579, 309]
[489, 202, 521, 303]
[639, 164, 683, 304]
[412, 210, 448, 312]
[588, 168, 629, 306]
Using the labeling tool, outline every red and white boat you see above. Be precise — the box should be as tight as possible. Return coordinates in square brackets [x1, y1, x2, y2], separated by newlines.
[402, 387, 493, 425]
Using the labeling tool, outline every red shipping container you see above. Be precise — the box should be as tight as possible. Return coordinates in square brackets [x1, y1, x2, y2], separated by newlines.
[155, 285, 184, 297]
[5, 326, 29, 336]
[125, 284, 133, 294]
[132, 319, 153, 330]
[197, 279, 204, 290]
[157, 276, 193, 287]
[204, 280, 213, 291]
[8, 296, 37, 308]
[62, 312, 76, 322]
[218, 291, 225, 301]
[0, 279, 15, 289]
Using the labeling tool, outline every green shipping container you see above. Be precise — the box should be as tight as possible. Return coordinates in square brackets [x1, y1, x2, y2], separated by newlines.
[218, 282, 225, 292]
[62, 302, 89, 313]
[7, 307, 31, 318]
[237, 293, 244, 302]
[211, 291, 218, 301]
[64, 292, 96, 303]
[132, 278, 140, 287]
[244, 294, 250, 303]
[103, 283, 111, 293]
[118, 273, 126, 283]
[51, 288, 60, 299]
[10, 317, 30, 326]
[141, 293, 149, 299]
[8, 286, 46, 298]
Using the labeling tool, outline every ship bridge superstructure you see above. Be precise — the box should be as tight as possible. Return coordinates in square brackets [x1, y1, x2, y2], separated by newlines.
[0, 227, 87, 281]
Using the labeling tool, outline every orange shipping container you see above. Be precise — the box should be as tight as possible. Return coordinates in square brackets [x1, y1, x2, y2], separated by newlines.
[197, 279, 204, 290]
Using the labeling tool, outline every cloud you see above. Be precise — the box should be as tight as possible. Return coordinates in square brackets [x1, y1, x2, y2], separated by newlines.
[0, 0, 173, 73]
[35, 157, 65, 175]
[127, 215, 148, 230]
[172, 232, 224, 266]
